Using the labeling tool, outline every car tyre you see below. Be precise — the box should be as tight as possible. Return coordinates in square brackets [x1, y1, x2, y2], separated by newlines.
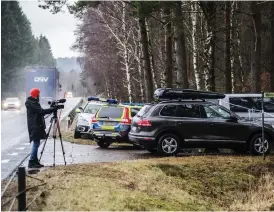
[249, 134, 271, 155]
[74, 129, 81, 139]
[157, 134, 181, 156]
[97, 140, 111, 148]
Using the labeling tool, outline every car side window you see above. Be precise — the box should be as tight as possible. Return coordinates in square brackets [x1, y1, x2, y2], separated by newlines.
[175, 104, 201, 118]
[203, 106, 222, 118]
[160, 105, 177, 116]
[229, 97, 254, 112]
[131, 108, 140, 117]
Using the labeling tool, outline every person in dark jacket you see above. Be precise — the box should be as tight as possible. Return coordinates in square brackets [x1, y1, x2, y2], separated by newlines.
[25, 88, 57, 168]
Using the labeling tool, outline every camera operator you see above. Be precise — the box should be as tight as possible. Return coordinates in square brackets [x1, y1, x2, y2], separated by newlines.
[25, 88, 58, 168]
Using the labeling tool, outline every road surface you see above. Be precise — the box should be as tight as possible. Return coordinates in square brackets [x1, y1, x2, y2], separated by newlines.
[1, 98, 82, 179]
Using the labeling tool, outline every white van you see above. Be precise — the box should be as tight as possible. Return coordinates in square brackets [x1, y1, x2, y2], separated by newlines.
[219, 93, 274, 122]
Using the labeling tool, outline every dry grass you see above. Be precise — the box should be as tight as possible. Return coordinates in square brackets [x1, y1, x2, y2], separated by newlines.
[2, 155, 272, 211]
[230, 173, 274, 210]
[62, 131, 96, 146]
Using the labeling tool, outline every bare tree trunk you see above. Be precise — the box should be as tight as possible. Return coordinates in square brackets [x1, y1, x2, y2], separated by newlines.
[121, 2, 132, 102]
[164, 8, 173, 88]
[138, 11, 154, 101]
[224, 1, 232, 93]
[199, 2, 216, 91]
[135, 25, 145, 102]
[147, 20, 159, 90]
[230, 2, 236, 93]
[250, 1, 261, 92]
[271, 2, 274, 91]
[174, 1, 188, 89]
[235, 2, 244, 92]
[191, 2, 201, 90]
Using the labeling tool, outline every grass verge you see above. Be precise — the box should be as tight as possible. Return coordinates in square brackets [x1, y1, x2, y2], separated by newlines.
[2, 155, 273, 211]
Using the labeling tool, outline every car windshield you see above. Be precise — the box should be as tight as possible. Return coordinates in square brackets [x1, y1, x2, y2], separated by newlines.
[98, 107, 124, 119]
[6, 98, 19, 102]
[136, 105, 153, 117]
[83, 104, 102, 114]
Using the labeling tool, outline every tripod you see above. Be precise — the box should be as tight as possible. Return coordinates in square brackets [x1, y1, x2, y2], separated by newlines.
[39, 110, 66, 167]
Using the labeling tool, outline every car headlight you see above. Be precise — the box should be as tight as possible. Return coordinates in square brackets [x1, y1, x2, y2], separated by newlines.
[272, 125, 274, 129]
[15, 102, 20, 107]
[3, 103, 8, 107]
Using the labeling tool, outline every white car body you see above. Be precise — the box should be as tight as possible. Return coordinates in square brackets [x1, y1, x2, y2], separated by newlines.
[3, 97, 21, 110]
[74, 101, 105, 137]
[219, 93, 274, 122]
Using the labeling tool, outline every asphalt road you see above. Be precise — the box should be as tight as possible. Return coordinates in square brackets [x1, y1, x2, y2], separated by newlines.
[1, 98, 82, 179]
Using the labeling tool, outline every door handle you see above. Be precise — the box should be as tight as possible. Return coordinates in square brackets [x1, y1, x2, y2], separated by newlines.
[210, 123, 214, 127]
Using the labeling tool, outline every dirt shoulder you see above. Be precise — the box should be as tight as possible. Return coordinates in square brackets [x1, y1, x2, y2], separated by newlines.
[3, 155, 274, 211]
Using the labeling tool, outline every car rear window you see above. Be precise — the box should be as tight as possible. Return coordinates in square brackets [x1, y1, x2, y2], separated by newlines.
[98, 107, 124, 119]
[136, 105, 152, 117]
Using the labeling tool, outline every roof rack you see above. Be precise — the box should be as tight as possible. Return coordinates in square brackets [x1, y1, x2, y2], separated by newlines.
[154, 88, 225, 101]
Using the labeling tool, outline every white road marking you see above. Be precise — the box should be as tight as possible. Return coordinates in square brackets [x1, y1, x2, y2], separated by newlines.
[1, 159, 10, 163]
[8, 152, 18, 156]
[16, 147, 25, 150]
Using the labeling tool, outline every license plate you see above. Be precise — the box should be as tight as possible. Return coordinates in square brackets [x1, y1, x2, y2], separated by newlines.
[103, 121, 116, 126]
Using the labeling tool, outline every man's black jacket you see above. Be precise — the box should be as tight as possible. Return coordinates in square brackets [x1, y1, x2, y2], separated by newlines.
[25, 97, 54, 142]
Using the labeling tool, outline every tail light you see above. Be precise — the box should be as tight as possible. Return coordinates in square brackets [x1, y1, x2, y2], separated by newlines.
[91, 117, 97, 123]
[121, 107, 131, 125]
[137, 119, 152, 127]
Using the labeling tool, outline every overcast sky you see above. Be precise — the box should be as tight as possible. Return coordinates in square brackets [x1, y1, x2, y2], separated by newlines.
[20, 1, 80, 58]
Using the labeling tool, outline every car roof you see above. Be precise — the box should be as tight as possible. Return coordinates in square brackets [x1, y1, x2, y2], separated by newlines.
[157, 100, 213, 105]
[224, 93, 262, 98]
[87, 101, 106, 105]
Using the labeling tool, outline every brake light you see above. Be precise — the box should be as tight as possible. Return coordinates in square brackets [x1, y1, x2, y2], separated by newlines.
[121, 107, 131, 125]
[91, 117, 97, 123]
[137, 119, 152, 127]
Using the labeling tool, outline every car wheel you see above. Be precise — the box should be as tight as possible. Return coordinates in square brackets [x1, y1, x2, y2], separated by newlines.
[97, 140, 111, 148]
[74, 129, 81, 139]
[157, 134, 181, 156]
[249, 134, 271, 155]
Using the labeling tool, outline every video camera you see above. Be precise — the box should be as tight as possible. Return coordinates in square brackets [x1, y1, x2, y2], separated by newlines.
[48, 98, 66, 110]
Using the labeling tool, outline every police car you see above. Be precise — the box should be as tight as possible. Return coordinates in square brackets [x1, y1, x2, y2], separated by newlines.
[92, 100, 143, 148]
[74, 97, 107, 138]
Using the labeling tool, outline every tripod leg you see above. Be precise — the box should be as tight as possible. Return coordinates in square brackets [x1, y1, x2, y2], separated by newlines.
[53, 121, 56, 167]
[39, 120, 53, 161]
[57, 120, 67, 165]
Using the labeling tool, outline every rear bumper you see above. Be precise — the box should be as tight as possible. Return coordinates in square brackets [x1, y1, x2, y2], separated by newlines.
[128, 133, 157, 147]
[93, 130, 129, 141]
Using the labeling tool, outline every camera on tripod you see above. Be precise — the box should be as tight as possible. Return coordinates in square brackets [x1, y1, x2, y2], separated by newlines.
[48, 99, 66, 110]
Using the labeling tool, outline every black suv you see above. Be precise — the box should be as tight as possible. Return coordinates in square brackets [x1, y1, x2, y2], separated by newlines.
[129, 89, 274, 156]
